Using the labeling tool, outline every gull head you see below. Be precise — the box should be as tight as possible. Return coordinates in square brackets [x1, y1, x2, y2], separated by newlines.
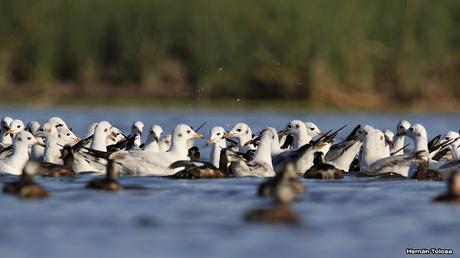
[150, 124, 163, 142]
[132, 121, 144, 136]
[58, 127, 80, 145]
[48, 117, 68, 129]
[26, 121, 40, 135]
[95, 121, 114, 141]
[14, 130, 38, 146]
[405, 124, 427, 140]
[225, 123, 251, 139]
[1, 116, 13, 131]
[7, 119, 24, 136]
[173, 124, 204, 141]
[356, 125, 374, 141]
[395, 120, 411, 136]
[278, 120, 305, 137]
[35, 122, 56, 138]
[305, 122, 324, 137]
[207, 126, 225, 145]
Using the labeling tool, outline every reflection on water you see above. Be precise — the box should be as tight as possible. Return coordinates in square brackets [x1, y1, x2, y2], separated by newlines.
[0, 106, 459, 258]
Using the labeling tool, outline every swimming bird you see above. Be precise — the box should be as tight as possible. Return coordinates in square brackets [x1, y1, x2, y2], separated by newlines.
[258, 162, 305, 197]
[432, 170, 460, 205]
[3, 161, 49, 199]
[393, 120, 411, 155]
[110, 124, 204, 176]
[206, 126, 227, 167]
[0, 131, 37, 175]
[168, 148, 231, 179]
[143, 124, 163, 152]
[34, 122, 68, 164]
[245, 163, 301, 224]
[274, 127, 342, 175]
[86, 159, 123, 191]
[224, 123, 255, 153]
[305, 152, 344, 179]
[0, 116, 14, 147]
[227, 128, 276, 177]
[32, 145, 75, 177]
[278, 120, 322, 151]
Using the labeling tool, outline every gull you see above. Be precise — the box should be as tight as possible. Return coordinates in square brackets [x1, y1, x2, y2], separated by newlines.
[206, 126, 227, 167]
[305, 151, 344, 179]
[110, 124, 204, 176]
[227, 128, 276, 177]
[278, 120, 323, 151]
[393, 120, 411, 155]
[0, 131, 37, 175]
[0, 116, 14, 147]
[168, 148, 231, 179]
[2, 161, 49, 199]
[143, 124, 163, 152]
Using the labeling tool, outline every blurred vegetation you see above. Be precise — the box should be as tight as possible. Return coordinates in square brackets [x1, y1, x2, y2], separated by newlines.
[0, 0, 459, 108]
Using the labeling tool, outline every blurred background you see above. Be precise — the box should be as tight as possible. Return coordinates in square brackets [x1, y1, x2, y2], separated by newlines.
[0, 0, 459, 110]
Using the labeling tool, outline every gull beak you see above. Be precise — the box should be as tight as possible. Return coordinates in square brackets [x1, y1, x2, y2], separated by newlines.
[193, 133, 205, 139]
[277, 128, 290, 136]
[111, 131, 118, 138]
[317, 131, 325, 136]
[223, 131, 234, 139]
[206, 138, 215, 145]
[154, 136, 159, 143]
[6, 129, 14, 136]
[73, 137, 81, 143]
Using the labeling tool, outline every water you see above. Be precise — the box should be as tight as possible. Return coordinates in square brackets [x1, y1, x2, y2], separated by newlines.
[0, 106, 459, 258]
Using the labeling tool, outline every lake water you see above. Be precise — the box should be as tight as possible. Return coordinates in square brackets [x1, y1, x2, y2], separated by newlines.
[0, 106, 459, 258]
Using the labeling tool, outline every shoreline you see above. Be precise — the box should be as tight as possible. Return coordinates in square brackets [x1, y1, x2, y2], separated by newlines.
[1, 97, 459, 114]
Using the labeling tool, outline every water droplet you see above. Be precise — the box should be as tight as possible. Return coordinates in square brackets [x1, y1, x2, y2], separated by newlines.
[218, 67, 223, 71]
[236, 98, 240, 102]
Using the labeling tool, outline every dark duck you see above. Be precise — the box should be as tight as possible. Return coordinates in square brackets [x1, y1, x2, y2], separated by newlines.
[3, 162, 49, 199]
[304, 151, 344, 179]
[86, 159, 123, 191]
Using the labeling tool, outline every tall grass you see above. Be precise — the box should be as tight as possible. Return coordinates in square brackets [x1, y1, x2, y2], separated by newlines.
[0, 0, 459, 102]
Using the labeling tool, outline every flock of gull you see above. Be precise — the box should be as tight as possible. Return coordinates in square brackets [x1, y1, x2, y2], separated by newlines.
[0, 115, 459, 223]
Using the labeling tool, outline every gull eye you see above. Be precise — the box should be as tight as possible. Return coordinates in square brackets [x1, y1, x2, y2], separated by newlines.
[236, 128, 242, 132]
[446, 137, 450, 140]
[399, 126, 404, 129]
[288, 125, 292, 128]
[117, 133, 120, 136]
[409, 128, 414, 132]
[27, 137, 31, 140]
[187, 130, 191, 134]
[295, 124, 300, 129]
[178, 133, 183, 137]
[67, 133, 70, 136]
[151, 130, 154, 134]
[216, 133, 220, 136]
[17, 125, 21, 128]
[104, 128, 108, 132]
[40, 128, 44, 131]
[310, 127, 314, 130]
